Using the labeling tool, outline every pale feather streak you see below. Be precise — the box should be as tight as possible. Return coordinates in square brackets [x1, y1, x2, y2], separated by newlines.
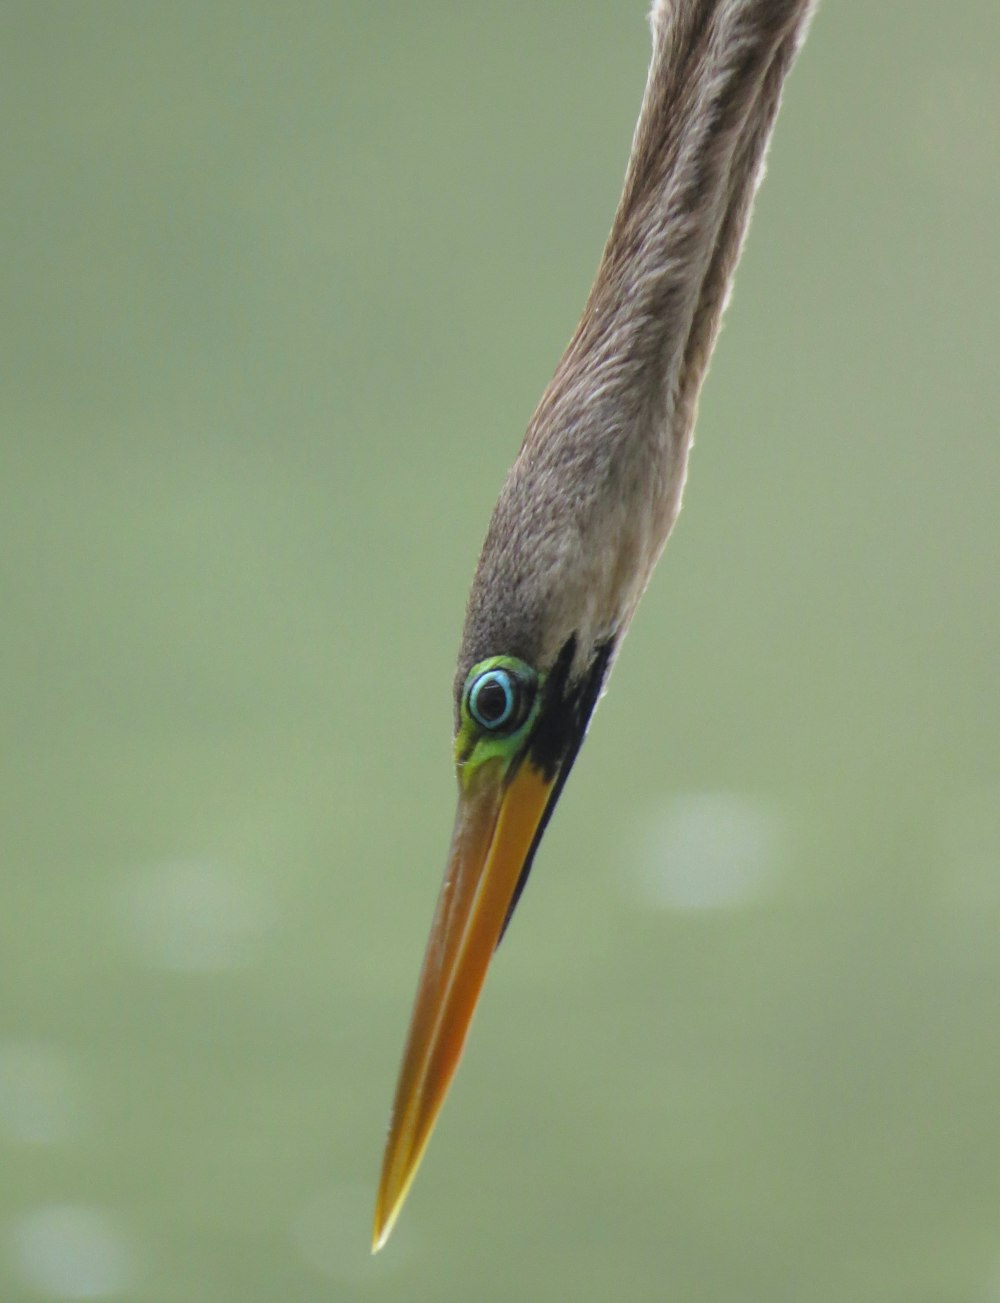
[458, 0, 817, 690]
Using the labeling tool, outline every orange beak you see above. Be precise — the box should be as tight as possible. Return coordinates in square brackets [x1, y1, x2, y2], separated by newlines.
[372, 756, 555, 1251]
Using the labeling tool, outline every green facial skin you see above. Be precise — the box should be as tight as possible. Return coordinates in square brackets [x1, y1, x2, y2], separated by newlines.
[454, 656, 541, 788]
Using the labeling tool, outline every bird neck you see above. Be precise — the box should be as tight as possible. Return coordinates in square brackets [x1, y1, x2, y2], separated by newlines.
[526, 0, 816, 502]
[457, 0, 817, 687]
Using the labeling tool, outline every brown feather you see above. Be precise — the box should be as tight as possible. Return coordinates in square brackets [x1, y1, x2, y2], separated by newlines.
[457, 0, 817, 704]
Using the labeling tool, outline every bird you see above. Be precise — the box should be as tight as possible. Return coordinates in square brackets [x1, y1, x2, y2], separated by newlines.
[373, 0, 817, 1251]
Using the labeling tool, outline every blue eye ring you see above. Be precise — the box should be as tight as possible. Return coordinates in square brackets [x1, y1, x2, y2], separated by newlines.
[468, 668, 518, 731]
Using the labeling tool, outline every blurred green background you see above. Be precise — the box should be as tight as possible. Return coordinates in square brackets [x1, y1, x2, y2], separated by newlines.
[2, 3, 999, 1300]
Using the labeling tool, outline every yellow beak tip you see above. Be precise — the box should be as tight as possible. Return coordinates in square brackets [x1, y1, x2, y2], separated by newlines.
[373, 760, 555, 1248]
[371, 1196, 402, 1254]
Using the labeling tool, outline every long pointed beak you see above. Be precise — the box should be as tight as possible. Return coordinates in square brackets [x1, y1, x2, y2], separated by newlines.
[372, 756, 555, 1251]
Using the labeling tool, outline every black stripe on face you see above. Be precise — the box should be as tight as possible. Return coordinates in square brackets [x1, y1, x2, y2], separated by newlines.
[498, 635, 616, 944]
[525, 635, 578, 782]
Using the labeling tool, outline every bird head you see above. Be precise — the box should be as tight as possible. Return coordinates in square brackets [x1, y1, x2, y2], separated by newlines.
[372, 528, 620, 1248]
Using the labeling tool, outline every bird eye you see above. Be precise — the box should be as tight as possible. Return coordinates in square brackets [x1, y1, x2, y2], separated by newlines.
[468, 669, 518, 731]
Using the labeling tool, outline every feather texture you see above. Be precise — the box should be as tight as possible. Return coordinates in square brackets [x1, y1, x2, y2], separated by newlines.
[457, 0, 817, 701]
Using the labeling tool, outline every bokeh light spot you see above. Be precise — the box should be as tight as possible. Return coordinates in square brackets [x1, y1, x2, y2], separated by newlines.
[10, 1205, 133, 1299]
[629, 791, 786, 910]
